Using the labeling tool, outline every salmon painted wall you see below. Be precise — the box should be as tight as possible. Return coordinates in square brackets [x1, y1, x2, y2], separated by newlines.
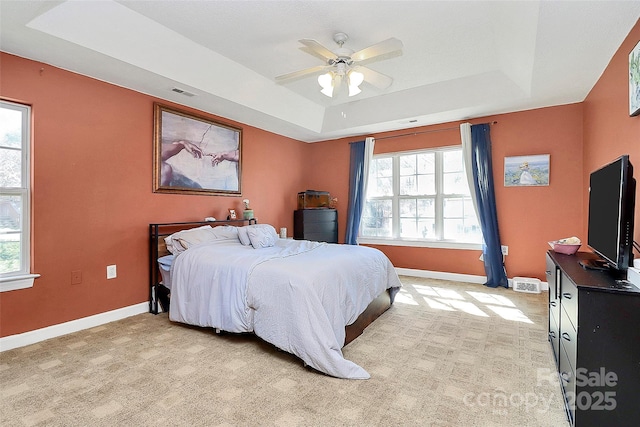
[308, 104, 585, 280]
[1, 20, 636, 338]
[0, 53, 309, 337]
[583, 20, 640, 253]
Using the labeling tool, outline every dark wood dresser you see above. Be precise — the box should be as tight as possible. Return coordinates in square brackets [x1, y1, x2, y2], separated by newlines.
[293, 209, 338, 243]
[546, 250, 640, 427]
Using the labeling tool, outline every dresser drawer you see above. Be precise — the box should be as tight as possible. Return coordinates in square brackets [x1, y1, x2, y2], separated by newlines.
[560, 305, 577, 370]
[549, 311, 561, 368]
[560, 272, 578, 330]
[547, 258, 561, 324]
[559, 343, 576, 426]
[295, 209, 337, 222]
[300, 221, 337, 234]
[549, 297, 560, 331]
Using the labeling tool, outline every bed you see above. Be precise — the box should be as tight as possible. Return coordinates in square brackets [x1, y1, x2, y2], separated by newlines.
[149, 220, 402, 379]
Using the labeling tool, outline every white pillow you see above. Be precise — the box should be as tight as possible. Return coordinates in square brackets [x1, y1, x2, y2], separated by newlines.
[165, 225, 212, 255]
[166, 225, 241, 254]
[210, 225, 239, 240]
[173, 228, 219, 252]
[246, 224, 278, 249]
[237, 226, 251, 246]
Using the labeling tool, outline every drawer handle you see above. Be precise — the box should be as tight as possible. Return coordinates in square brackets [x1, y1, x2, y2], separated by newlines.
[560, 371, 571, 384]
[549, 331, 556, 339]
[561, 332, 571, 342]
[549, 301, 557, 307]
[545, 270, 552, 276]
[562, 292, 572, 299]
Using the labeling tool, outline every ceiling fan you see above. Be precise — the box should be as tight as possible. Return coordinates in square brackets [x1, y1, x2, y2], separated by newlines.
[275, 32, 403, 98]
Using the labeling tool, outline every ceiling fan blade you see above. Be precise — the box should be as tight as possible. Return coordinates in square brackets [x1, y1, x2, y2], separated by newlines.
[298, 39, 337, 62]
[351, 38, 403, 63]
[275, 65, 331, 83]
[357, 66, 393, 89]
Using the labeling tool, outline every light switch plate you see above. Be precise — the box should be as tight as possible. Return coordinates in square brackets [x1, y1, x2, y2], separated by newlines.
[106, 265, 117, 279]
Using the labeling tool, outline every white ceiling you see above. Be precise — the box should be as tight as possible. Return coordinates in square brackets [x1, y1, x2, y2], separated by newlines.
[1, 1, 639, 142]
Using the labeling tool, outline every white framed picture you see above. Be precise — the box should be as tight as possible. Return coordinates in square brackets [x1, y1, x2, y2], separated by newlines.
[630, 40, 640, 117]
[504, 154, 550, 187]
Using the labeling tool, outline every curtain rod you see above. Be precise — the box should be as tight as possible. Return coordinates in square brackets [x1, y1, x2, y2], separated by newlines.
[371, 121, 498, 142]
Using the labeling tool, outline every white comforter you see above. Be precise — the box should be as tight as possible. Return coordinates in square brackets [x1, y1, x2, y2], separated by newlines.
[169, 238, 401, 379]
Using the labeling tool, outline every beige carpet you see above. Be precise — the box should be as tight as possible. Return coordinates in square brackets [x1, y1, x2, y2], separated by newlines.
[0, 276, 568, 426]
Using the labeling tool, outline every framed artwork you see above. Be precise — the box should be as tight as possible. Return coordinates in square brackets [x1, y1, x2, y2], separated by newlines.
[504, 154, 550, 187]
[228, 209, 237, 219]
[630, 40, 640, 117]
[153, 103, 242, 195]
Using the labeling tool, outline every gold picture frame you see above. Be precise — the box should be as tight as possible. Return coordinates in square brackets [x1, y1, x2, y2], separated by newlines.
[153, 103, 242, 195]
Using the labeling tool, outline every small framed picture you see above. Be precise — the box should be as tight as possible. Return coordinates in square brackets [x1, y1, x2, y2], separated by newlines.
[630, 40, 640, 117]
[504, 154, 550, 187]
[228, 209, 237, 220]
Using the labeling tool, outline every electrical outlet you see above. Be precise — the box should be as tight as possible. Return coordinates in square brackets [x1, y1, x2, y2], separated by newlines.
[501, 245, 509, 256]
[106, 265, 117, 279]
[71, 270, 82, 285]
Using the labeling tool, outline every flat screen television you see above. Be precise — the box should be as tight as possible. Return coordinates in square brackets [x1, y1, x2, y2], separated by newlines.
[581, 155, 636, 271]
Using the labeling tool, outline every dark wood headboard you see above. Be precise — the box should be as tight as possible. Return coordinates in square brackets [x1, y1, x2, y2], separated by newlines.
[149, 218, 257, 314]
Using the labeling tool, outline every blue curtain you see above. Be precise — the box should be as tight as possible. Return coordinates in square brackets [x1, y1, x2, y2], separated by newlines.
[345, 140, 366, 245]
[470, 124, 508, 288]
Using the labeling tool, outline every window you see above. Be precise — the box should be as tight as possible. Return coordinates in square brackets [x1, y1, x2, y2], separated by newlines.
[1, 101, 37, 291]
[360, 146, 482, 247]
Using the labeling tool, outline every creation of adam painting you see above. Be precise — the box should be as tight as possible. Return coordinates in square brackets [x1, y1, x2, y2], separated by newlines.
[153, 104, 242, 195]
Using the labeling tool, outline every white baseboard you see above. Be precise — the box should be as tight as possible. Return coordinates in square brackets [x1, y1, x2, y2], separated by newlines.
[396, 268, 549, 291]
[0, 302, 149, 352]
[396, 267, 487, 284]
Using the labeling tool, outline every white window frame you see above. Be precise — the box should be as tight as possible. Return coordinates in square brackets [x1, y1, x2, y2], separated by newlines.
[359, 145, 482, 250]
[0, 101, 39, 292]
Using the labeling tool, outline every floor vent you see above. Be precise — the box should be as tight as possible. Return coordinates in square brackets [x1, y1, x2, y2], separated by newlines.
[512, 277, 541, 293]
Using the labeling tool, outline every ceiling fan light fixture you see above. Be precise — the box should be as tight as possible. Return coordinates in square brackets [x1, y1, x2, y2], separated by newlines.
[348, 70, 364, 97]
[348, 84, 361, 97]
[277, 32, 402, 99]
[318, 72, 334, 97]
